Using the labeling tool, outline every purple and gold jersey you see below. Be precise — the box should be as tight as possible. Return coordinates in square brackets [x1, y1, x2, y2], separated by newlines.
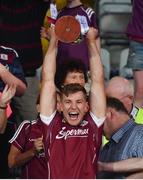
[41, 112, 102, 179]
[9, 119, 48, 179]
[57, 4, 98, 70]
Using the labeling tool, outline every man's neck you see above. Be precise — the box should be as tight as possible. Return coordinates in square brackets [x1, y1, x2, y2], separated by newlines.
[67, 0, 82, 8]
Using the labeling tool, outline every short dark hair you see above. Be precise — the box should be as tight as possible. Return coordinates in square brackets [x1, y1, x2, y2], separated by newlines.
[107, 97, 129, 115]
[55, 59, 88, 90]
[60, 83, 87, 100]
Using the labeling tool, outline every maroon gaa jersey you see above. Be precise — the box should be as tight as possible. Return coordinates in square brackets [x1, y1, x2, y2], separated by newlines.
[41, 112, 102, 179]
[9, 119, 49, 179]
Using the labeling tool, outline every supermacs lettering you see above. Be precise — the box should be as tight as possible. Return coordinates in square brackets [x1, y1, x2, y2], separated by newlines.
[56, 127, 89, 140]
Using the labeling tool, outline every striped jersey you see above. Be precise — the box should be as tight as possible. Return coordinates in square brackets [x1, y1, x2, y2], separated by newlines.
[9, 119, 49, 179]
[41, 112, 102, 179]
[9, 111, 103, 179]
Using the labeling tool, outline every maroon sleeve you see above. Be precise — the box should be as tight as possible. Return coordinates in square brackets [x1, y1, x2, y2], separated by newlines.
[9, 121, 30, 151]
[90, 12, 99, 29]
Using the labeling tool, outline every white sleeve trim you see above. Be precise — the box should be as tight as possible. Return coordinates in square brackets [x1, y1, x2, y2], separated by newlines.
[40, 111, 56, 125]
[90, 111, 105, 127]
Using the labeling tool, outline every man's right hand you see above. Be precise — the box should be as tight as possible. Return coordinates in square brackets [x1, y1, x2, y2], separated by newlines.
[33, 136, 44, 155]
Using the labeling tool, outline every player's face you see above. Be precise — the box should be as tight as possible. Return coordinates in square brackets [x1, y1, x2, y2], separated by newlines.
[64, 72, 85, 87]
[60, 91, 89, 126]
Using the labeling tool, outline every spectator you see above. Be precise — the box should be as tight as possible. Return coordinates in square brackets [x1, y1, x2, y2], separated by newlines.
[106, 76, 143, 124]
[55, 59, 88, 90]
[57, 0, 100, 70]
[103, 76, 143, 145]
[126, 0, 143, 107]
[41, 0, 100, 70]
[0, 85, 16, 179]
[0, 1, 50, 124]
[98, 97, 143, 179]
[0, 84, 16, 134]
[0, 46, 26, 96]
[0, 46, 27, 178]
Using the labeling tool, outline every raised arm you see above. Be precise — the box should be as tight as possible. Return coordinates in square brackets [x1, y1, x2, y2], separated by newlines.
[40, 27, 58, 116]
[0, 63, 26, 96]
[95, 35, 101, 55]
[0, 84, 16, 133]
[86, 28, 106, 118]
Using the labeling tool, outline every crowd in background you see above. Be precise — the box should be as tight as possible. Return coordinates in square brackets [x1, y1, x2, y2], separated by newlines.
[0, 0, 143, 179]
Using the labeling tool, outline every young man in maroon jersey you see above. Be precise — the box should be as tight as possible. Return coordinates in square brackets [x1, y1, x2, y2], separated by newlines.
[8, 27, 105, 178]
[39, 27, 106, 178]
[7, 65, 88, 179]
[7, 43, 89, 179]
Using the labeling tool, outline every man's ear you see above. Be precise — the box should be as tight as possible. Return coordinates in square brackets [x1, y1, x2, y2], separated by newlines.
[85, 102, 89, 112]
[110, 108, 118, 120]
[126, 95, 133, 104]
[57, 102, 61, 112]
[106, 107, 116, 119]
[59, 102, 63, 112]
